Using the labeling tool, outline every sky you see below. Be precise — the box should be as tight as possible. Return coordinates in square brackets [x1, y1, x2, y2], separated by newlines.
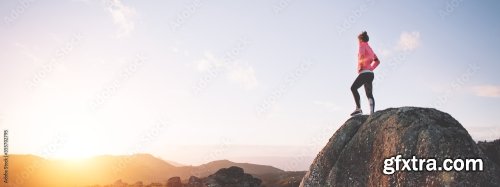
[1, 0, 500, 170]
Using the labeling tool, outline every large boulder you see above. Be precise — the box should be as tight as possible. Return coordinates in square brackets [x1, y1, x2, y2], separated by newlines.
[477, 139, 500, 176]
[204, 166, 262, 187]
[300, 107, 500, 187]
[167, 176, 183, 187]
[187, 176, 204, 187]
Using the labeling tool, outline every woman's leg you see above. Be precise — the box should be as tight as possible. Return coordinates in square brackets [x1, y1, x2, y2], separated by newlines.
[363, 73, 375, 114]
[351, 75, 365, 109]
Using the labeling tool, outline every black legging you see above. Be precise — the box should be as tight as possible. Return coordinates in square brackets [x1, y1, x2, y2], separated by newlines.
[351, 72, 374, 109]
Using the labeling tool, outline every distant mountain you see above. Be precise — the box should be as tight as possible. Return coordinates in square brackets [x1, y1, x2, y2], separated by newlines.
[185, 159, 284, 175]
[203, 166, 262, 187]
[3, 153, 179, 187]
[164, 159, 186, 167]
[2, 154, 292, 187]
[227, 156, 315, 171]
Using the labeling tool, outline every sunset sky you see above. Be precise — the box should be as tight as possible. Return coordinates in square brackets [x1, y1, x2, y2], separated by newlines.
[1, 0, 499, 170]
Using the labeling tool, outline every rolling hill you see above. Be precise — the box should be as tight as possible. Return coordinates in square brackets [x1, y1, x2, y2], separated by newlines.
[2, 154, 288, 187]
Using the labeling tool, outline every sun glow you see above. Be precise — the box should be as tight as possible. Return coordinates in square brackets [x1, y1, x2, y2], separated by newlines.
[52, 137, 100, 161]
[42, 112, 109, 161]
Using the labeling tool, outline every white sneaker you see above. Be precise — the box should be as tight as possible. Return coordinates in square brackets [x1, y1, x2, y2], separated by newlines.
[350, 109, 363, 116]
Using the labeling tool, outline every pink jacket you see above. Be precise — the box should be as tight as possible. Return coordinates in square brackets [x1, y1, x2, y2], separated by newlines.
[358, 41, 380, 73]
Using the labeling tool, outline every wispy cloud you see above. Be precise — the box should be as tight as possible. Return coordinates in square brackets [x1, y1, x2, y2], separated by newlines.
[227, 64, 258, 90]
[471, 85, 500, 98]
[14, 42, 41, 65]
[373, 31, 421, 85]
[195, 51, 258, 90]
[396, 31, 421, 51]
[103, 0, 136, 38]
[378, 31, 421, 57]
[196, 52, 222, 72]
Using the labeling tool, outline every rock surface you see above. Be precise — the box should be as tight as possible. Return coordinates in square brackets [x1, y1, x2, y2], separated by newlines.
[478, 139, 500, 176]
[204, 166, 262, 187]
[167, 176, 183, 187]
[300, 107, 500, 187]
[188, 176, 204, 187]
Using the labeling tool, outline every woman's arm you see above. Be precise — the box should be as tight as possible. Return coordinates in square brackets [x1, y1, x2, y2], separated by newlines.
[370, 54, 380, 70]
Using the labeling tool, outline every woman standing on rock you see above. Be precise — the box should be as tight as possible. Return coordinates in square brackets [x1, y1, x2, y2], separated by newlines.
[350, 31, 380, 116]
